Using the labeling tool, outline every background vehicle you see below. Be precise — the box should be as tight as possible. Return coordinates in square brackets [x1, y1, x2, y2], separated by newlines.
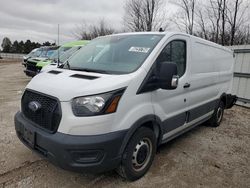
[22, 48, 42, 66]
[15, 32, 237, 181]
[24, 40, 88, 77]
[40, 45, 85, 72]
[38, 40, 89, 69]
[24, 46, 58, 77]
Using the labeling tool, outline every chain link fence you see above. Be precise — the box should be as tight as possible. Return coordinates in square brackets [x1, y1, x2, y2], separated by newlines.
[0, 52, 26, 60]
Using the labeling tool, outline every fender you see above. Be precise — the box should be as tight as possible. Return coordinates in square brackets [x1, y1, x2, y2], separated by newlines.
[118, 115, 163, 156]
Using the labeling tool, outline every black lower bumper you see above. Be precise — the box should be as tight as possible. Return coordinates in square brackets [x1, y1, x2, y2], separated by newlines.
[24, 70, 38, 77]
[14, 112, 127, 173]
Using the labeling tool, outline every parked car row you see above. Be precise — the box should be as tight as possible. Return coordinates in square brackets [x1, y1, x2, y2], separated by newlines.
[23, 46, 58, 66]
[23, 40, 89, 77]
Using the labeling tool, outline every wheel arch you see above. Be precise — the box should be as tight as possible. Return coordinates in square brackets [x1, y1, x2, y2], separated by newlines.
[220, 93, 227, 106]
[119, 115, 163, 156]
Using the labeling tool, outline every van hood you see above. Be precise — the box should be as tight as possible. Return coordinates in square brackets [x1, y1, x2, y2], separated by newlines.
[36, 59, 53, 67]
[26, 68, 132, 101]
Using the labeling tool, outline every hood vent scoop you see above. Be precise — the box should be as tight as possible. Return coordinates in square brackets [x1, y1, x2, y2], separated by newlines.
[48, 70, 62, 74]
[70, 74, 99, 80]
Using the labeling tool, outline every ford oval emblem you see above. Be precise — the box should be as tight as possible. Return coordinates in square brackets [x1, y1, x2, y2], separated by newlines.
[28, 101, 41, 112]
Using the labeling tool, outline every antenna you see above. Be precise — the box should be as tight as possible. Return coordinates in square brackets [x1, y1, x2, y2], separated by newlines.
[159, 28, 164, 32]
[57, 24, 60, 67]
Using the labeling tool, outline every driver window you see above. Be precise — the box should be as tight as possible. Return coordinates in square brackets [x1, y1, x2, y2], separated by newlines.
[156, 40, 186, 77]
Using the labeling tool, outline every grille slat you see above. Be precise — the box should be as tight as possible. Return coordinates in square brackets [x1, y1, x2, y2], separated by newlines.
[26, 64, 37, 72]
[26, 61, 38, 72]
[21, 90, 61, 133]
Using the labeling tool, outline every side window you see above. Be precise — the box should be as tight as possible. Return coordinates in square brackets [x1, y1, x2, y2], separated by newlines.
[156, 40, 186, 77]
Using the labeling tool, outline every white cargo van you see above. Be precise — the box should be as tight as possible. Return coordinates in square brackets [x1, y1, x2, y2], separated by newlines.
[15, 32, 237, 181]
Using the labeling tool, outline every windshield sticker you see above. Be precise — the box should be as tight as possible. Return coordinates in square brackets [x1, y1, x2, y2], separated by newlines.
[129, 47, 150, 53]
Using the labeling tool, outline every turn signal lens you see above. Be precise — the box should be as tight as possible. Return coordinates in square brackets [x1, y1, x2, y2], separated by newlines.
[105, 96, 121, 113]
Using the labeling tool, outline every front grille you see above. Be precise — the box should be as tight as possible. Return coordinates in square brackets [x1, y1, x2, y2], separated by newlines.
[26, 62, 38, 72]
[21, 90, 61, 133]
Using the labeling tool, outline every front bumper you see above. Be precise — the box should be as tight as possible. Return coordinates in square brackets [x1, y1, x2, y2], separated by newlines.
[24, 62, 42, 77]
[24, 69, 38, 77]
[22, 61, 27, 67]
[14, 112, 127, 173]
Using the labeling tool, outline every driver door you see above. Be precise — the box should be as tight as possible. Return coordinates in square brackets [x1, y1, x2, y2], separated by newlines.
[151, 35, 191, 140]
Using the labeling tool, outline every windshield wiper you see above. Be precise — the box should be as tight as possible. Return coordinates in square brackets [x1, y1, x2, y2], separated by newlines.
[65, 60, 71, 70]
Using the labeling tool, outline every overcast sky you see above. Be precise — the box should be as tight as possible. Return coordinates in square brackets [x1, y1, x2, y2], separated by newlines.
[0, 0, 126, 45]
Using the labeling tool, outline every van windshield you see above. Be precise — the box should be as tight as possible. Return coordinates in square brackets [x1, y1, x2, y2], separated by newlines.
[50, 46, 71, 60]
[64, 34, 163, 74]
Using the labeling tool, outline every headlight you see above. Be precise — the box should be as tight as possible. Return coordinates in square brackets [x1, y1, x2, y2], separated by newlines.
[72, 88, 126, 116]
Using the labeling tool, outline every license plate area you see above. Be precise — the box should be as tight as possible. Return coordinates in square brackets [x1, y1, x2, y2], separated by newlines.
[23, 127, 35, 148]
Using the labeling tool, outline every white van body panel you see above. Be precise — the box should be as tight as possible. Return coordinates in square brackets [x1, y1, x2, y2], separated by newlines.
[187, 38, 234, 112]
[15, 32, 236, 175]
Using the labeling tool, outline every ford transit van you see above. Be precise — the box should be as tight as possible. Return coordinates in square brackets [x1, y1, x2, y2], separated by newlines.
[15, 32, 237, 181]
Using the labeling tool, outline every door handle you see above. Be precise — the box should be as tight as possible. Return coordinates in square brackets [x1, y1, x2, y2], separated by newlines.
[183, 83, 191, 88]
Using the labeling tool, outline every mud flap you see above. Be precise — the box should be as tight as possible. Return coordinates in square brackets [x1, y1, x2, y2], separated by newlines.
[225, 94, 238, 109]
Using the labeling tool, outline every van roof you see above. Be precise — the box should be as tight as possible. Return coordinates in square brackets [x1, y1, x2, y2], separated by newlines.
[110, 31, 233, 54]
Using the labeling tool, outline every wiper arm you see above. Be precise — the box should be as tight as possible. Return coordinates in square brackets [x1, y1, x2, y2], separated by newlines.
[54, 59, 62, 65]
[65, 60, 71, 70]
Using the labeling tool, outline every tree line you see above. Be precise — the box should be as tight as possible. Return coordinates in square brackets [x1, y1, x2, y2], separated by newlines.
[171, 0, 250, 45]
[73, 0, 250, 46]
[1, 37, 56, 54]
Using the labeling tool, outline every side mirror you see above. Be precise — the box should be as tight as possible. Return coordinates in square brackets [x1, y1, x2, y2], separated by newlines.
[158, 62, 179, 90]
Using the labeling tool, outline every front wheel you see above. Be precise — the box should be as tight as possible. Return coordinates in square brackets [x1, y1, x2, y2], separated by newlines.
[207, 101, 225, 127]
[116, 127, 156, 181]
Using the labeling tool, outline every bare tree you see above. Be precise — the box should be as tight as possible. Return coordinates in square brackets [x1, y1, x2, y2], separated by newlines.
[90, 19, 115, 38]
[124, 0, 166, 31]
[209, 0, 223, 43]
[72, 19, 115, 40]
[196, 9, 208, 39]
[190, 0, 249, 45]
[226, 0, 249, 45]
[221, 0, 226, 45]
[171, 0, 196, 35]
[72, 21, 91, 40]
[201, 0, 224, 43]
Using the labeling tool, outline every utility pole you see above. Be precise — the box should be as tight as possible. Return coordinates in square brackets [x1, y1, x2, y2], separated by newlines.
[57, 24, 60, 67]
[57, 24, 60, 46]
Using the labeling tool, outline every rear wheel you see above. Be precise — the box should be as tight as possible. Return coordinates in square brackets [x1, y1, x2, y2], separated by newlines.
[116, 127, 156, 181]
[207, 101, 225, 127]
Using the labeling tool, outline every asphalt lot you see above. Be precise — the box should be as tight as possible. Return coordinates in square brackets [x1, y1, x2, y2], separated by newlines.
[0, 60, 250, 188]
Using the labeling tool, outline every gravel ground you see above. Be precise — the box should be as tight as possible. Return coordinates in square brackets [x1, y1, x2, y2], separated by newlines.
[0, 60, 249, 188]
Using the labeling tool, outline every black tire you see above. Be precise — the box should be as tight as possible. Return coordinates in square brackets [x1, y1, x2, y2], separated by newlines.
[116, 127, 157, 181]
[207, 101, 225, 127]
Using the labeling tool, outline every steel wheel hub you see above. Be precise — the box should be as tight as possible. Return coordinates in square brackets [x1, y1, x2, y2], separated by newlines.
[217, 107, 223, 123]
[132, 138, 152, 172]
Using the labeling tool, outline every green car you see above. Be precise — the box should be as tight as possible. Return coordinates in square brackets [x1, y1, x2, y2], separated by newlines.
[24, 40, 89, 77]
